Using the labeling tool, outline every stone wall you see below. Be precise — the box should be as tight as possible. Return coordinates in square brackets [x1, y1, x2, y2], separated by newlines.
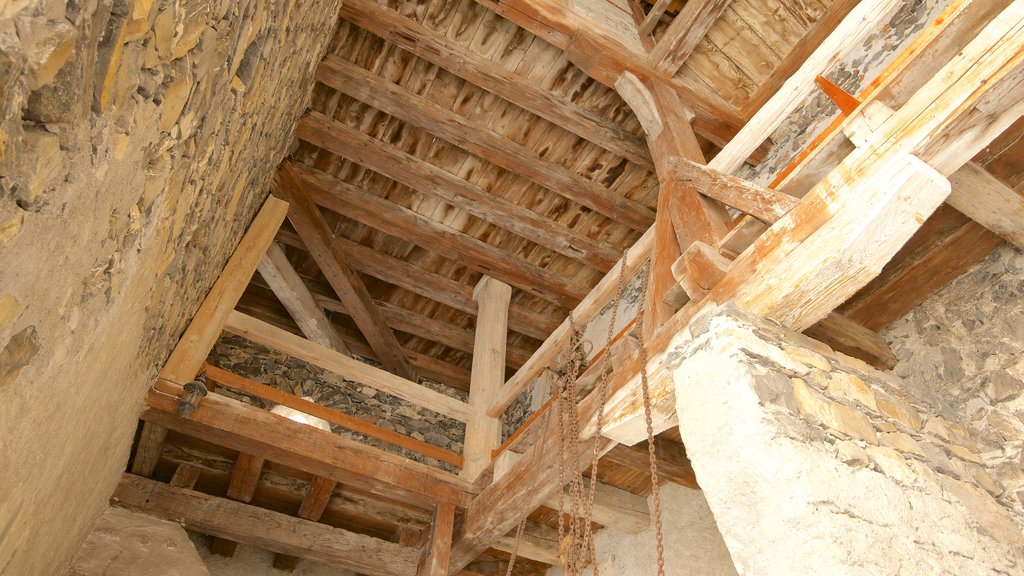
[547, 484, 737, 576]
[0, 1, 340, 574]
[209, 335, 467, 471]
[885, 243, 1024, 528]
[68, 507, 210, 576]
[670, 307, 1023, 575]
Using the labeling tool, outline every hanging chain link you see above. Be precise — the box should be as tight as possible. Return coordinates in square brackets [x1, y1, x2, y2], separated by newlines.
[503, 516, 528, 576]
[635, 270, 666, 576]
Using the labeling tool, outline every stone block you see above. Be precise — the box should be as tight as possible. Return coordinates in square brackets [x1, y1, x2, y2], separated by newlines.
[919, 440, 960, 478]
[876, 394, 922, 431]
[0, 293, 22, 328]
[865, 445, 917, 485]
[0, 212, 24, 246]
[946, 442, 984, 465]
[984, 371, 1022, 403]
[15, 128, 62, 208]
[879, 432, 924, 456]
[835, 440, 870, 468]
[751, 370, 798, 413]
[791, 377, 878, 444]
[160, 73, 193, 133]
[922, 417, 950, 442]
[826, 371, 878, 411]
[15, 16, 76, 89]
[782, 345, 831, 372]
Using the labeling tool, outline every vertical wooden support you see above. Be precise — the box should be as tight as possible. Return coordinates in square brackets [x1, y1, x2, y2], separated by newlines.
[460, 276, 512, 481]
[421, 503, 456, 576]
[129, 421, 168, 476]
[211, 452, 266, 557]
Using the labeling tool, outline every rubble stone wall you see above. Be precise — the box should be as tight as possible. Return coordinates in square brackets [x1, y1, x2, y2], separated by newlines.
[0, 1, 340, 574]
[670, 307, 1024, 575]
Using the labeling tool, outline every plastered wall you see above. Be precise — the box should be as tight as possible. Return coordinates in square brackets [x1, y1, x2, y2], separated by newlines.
[0, 0, 340, 573]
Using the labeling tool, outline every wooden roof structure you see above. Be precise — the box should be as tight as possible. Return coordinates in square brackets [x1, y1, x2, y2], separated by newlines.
[123, 1, 1024, 574]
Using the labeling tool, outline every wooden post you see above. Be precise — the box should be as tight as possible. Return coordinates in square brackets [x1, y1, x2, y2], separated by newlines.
[460, 276, 512, 481]
[421, 503, 456, 576]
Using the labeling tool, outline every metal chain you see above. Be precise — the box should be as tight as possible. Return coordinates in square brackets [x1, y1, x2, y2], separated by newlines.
[503, 516, 528, 576]
[635, 270, 666, 576]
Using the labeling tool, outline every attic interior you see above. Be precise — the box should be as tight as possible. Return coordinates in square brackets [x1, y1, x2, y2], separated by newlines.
[2, 0, 1024, 575]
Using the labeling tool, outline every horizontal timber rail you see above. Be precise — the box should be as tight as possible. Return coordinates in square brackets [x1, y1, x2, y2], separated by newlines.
[203, 364, 463, 467]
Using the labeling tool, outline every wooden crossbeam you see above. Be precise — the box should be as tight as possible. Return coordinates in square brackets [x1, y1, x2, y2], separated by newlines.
[316, 55, 654, 232]
[144, 378, 477, 508]
[296, 112, 618, 272]
[947, 162, 1024, 251]
[287, 162, 588, 309]
[210, 451, 265, 557]
[277, 163, 416, 381]
[649, 0, 732, 75]
[339, 0, 654, 169]
[542, 481, 650, 534]
[461, 277, 512, 482]
[492, 521, 559, 566]
[224, 311, 471, 422]
[257, 242, 351, 355]
[275, 229, 561, 342]
[113, 474, 418, 576]
[667, 157, 799, 223]
[274, 476, 339, 571]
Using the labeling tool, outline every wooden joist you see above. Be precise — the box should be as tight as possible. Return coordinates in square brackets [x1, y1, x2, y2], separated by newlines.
[275, 229, 561, 342]
[603, 441, 697, 489]
[224, 311, 471, 422]
[339, 0, 654, 169]
[210, 451, 266, 557]
[461, 277, 512, 482]
[492, 522, 559, 566]
[315, 55, 654, 232]
[277, 163, 417, 381]
[113, 474, 418, 576]
[422, 503, 457, 576]
[288, 162, 588, 309]
[649, 0, 733, 76]
[144, 378, 477, 508]
[296, 112, 619, 272]
[667, 157, 799, 224]
[541, 481, 650, 534]
[257, 242, 351, 355]
[947, 162, 1024, 251]
[274, 475, 339, 571]
[130, 421, 168, 477]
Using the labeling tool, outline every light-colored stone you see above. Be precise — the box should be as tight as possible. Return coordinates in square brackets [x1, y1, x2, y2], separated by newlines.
[17, 128, 62, 207]
[68, 507, 209, 576]
[876, 394, 923, 431]
[947, 442, 985, 465]
[782, 345, 831, 372]
[879, 432, 924, 456]
[922, 417, 950, 442]
[160, 74, 193, 133]
[835, 440, 870, 467]
[826, 372, 878, 411]
[791, 377, 878, 443]
[865, 445, 917, 486]
[16, 17, 76, 88]
[0, 213, 24, 246]
[0, 294, 22, 328]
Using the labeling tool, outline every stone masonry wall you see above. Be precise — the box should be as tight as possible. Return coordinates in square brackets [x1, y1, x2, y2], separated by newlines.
[670, 307, 1024, 575]
[0, 1, 340, 574]
[885, 243, 1024, 528]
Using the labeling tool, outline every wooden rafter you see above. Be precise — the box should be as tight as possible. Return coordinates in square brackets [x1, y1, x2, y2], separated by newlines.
[296, 112, 619, 272]
[113, 474, 418, 576]
[315, 55, 655, 232]
[649, 0, 733, 76]
[339, 0, 654, 169]
[288, 162, 588, 309]
[277, 163, 417, 381]
[274, 475, 339, 571]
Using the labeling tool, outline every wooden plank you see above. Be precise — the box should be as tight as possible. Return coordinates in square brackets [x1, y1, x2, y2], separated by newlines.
[145, 379, 478, 508]
[487, 227, 654, 418]
[277, 163, 417, 381]
[274, 474, 340, 570]
[223, 311, 471, 423]
[169, 463, 201, 489]
[295, 112, 619, 272]
[603, 440, 698, 489]
[161, 195, 289, 383]
[422, 503, 457, 576]
[112, 474, 418, 576]
[668, 157, 799, 223]
[257, 242, 351, 355]
[339, 0, 654, 169]
[492, 521, 559, 566]
[650, 0, 733, 76]
[205, 365, 464, 467]
[541, 481, 650, 534]
[315, 55, 654, 232]
[804, 312, 898, 370]
[288, 162, 587, 309]
[276, 229, 560, 342]
[947, 162, 1024, 250]
[461, 277, 512, 482]
[130, 421, 168, 476]
[226, 452, 264, 502]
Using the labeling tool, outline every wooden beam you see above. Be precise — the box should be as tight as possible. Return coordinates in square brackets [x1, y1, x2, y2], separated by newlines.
[492, 522, 559, 566]
[161, 195, 288, 383]
[258, 242, 351, 355]
[145, 379, 477, 508]
[287, 162, 588, 309]
[315, 55, 654, 232]
[205, 364, 464, 467]
[223, 311, 471, 422]
[130, 421, 167, 476]
[112, 474, 418, 576]
[542, 481, 650, 534]
[804, 313, 898, 370]
[603, 441, 697, 489]
[277, 163, 416, 380]
[649, 0, 732, 76]
[947, 162, 1024, 251]
[667, 157, 800, 223]
[338, 0, 654, 169]
[461, 277, 512, 482]
[211, 451, 265, 557]
[169, 463, 200, 489]
[276, 229, 561, 342]
[422, 503, 457, 576]
[274, 475, 339, 571]
[313, 293, 533, 369]
[295, 112, 618, 272]
[487, 227, 654, 418]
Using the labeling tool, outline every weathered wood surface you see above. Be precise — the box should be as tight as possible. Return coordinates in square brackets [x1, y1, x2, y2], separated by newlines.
[650, 0, 733, 75]
[144, 378, 478, 508]
[223, 311, 471, 423]
[113, 474, 418, 576]
[422, 503, 457, 576]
